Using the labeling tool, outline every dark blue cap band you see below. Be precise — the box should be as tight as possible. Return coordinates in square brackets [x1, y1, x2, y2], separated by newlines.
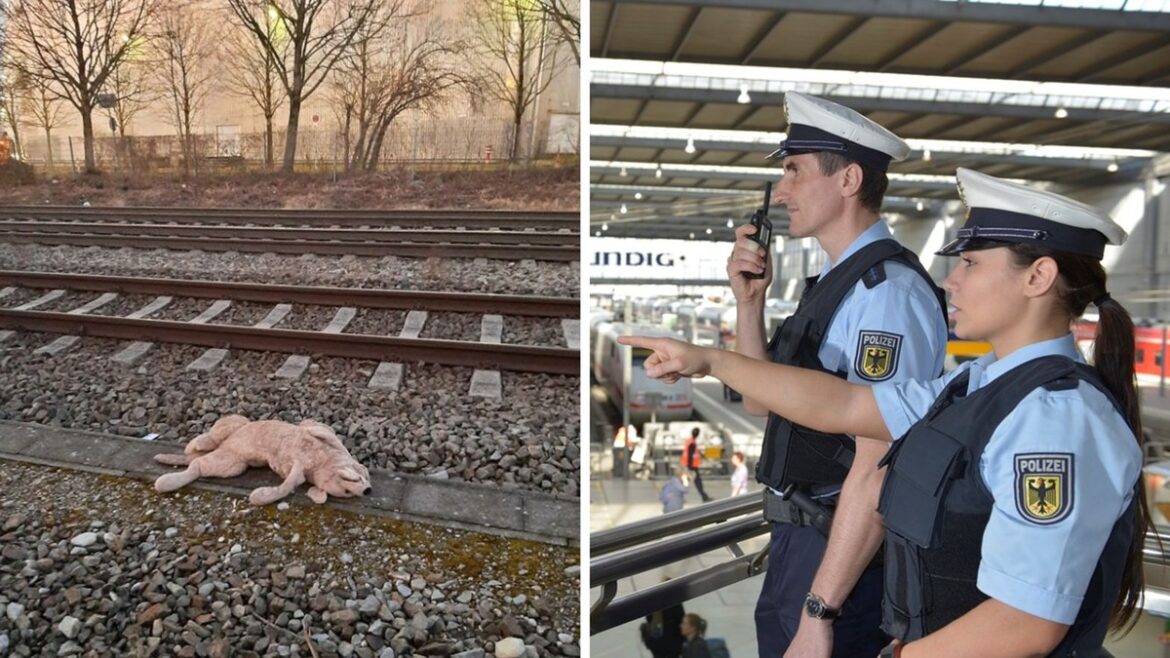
[936, 207, 1110, 259]
[766, 124, 894, 172]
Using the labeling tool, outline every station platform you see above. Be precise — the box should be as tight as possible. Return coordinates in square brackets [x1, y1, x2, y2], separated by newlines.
[590, 467, 1170, 658]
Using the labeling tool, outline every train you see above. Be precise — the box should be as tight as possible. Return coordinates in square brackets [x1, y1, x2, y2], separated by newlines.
[590, 319, 694, 424]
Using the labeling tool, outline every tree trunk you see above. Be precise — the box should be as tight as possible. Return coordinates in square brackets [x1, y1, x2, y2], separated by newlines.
[365, 115, 393, 171]
[264, 114, 274, 168]
[283, 92, 302, 174]
[510, 106, 524, 163]
[80, 102, 97, 173]
[44, 127, 54, 166]
[8, 118, 23, 161]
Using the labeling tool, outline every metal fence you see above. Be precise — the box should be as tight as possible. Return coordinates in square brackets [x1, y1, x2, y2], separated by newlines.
[10, 114, 579, 174]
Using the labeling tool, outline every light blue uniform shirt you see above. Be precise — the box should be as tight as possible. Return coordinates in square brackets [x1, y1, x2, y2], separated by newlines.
[874, 334, 1142, 624]
[773, 221, 947, 497]
[815, 221, 948, 388]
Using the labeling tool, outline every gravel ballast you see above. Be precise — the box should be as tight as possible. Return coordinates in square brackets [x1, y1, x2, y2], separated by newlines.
[0, 460, 580, 658]
[0, 246, 578, 298]
[0, 335, 580, 497]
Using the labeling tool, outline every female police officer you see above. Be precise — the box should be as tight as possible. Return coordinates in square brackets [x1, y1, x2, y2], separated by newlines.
[620, 168, 1151, 658]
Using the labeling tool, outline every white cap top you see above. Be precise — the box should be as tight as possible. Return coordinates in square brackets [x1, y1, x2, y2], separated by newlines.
[770, 92, 911, 167]
[937, 168, 1127, 259]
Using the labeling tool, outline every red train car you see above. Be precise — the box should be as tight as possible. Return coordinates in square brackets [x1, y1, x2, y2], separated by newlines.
[1073, 319, 1169, 378]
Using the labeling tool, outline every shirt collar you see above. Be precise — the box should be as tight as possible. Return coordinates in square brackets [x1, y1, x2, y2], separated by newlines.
[822, 221, 892, 276]
[968, 333, 1084, 392]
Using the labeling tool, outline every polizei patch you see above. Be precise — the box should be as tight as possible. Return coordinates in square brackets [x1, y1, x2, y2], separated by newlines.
[854, 331, 901, 382]
[1014, 453, 1073, 525]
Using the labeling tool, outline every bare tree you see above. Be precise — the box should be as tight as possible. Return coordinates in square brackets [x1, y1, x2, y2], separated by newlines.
[224, 21, 288, 168]
[1, 0, 155, 172]
[466, 0, 563, 162]
[0, 67, 28, 159]
[24, 84, 67, 166]
[535, 0, 579, 65]
[154, 6, 216, 175]
[226, 0, 381, 173]
[328, 1, 463, 171]
[107, 60, 158, 139]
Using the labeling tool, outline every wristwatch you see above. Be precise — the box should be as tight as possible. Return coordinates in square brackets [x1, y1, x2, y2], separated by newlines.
[802, 592, 840, 621]
[879, 643, 904, 658]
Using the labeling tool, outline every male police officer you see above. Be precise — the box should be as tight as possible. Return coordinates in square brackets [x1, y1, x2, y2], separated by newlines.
[726, 92, 948, 658]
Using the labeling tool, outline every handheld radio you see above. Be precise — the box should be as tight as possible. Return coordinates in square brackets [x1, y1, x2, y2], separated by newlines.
[745, 181, 773, 280]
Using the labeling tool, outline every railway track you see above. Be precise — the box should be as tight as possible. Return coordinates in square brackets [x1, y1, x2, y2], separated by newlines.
[0, 205, 579, 230]
[0, 272, 579, 375]
[0, 206, 580, 261]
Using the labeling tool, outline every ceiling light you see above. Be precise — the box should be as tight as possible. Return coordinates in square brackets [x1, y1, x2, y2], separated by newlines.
[655, 166, 663, 178]
[685, 138, 696, 154]
[706, 228, 713, 234]
[1107, 161, 1119, 173]
[737, 85, 751, 104]
[689, 232, 695, 239]
[620, 204, 628, 214]
[620, 166, 628, 176]
[916, 201, 925, 212]
[634, 192, 643, 200]
[595, 231, 601, 237]
[922, 149, 931, 162]
[610, 213, 616, 220]
[602, 223, 608, 231]
[726, 218, 734, 228]
[1054, 107, 1068, 119]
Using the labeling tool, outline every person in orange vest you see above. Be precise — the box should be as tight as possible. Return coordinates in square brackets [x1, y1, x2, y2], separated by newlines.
[0, 131, 13, 166]
[681, 427, 712, 503]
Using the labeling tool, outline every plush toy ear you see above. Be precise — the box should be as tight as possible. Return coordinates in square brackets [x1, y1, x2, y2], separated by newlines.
[338, 468, 361, 482]
[308, 487, 328, 504]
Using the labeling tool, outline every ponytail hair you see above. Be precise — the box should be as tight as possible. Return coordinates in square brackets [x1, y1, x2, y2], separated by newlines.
[683, 613, 707, 638]
[1007, 243, 1151, 634]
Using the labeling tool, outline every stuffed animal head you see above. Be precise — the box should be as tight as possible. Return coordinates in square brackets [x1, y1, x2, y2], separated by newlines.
[299, 421, 372, 499]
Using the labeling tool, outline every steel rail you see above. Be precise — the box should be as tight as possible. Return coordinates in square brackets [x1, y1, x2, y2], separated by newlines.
[0, 233, 579, 261]
[0, 206, 579, 230]
[0, 310, 577, 375]
[0, 271, 579, 318]
[0, 221, 576, 246]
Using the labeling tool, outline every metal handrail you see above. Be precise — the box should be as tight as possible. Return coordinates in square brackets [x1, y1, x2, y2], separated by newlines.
[592, 493, 763, 556]
[591, 514, 769, 585]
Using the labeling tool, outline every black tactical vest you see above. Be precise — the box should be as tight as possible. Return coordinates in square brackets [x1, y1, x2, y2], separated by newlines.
[755, 239, 946, 491]
[878, 355, 1137, 656]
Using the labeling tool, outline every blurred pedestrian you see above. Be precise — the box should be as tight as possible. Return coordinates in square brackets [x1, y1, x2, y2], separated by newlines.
[682, 427, 712, 502]
[681, 613, 712, 658]
[660, 465, 689, 514]
[730, 451, 749, 497]
[640, 592, 685, 658]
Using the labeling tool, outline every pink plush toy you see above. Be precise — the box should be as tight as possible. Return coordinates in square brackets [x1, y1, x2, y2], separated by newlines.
[154, 415, 372, 505]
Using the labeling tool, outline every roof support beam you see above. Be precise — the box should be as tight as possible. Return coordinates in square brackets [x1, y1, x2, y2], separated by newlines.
[741, 11, 787, 65]
[605, 0, 1170, 32]
[1007, 31, 1109, 79]
[944, 25, 1032, 75]
[876, 21, 948, 71]
[1075, 35, 1170, 81]
[601, 3, 619, 57]
[671, 7, 704, 61]
[590, 83, 1170, 125]
[807, 17, 868, 68]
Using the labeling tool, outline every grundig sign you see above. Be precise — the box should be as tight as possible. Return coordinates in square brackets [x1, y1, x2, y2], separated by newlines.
[591, 251, 678, 267]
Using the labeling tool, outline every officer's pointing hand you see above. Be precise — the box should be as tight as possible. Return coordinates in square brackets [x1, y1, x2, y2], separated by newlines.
[616, 335, 712, 382]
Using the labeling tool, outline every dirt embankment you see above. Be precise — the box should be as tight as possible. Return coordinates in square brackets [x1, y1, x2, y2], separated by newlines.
[0, 164, 580, 211]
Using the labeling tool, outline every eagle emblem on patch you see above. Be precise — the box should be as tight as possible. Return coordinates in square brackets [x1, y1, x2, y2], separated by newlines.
[854, 331, 901, 382]
[1014, 453, 1073, 525]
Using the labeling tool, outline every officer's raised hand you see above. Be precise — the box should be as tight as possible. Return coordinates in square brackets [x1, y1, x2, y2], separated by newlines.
[616, 335, 712, 382]
[727, 222, 771, 303]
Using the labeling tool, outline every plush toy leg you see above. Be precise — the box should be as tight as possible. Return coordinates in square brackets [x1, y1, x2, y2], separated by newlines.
[154, 452, 248, 493]
[249, 461, 306, 506]
[186, 415, 248, 455]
